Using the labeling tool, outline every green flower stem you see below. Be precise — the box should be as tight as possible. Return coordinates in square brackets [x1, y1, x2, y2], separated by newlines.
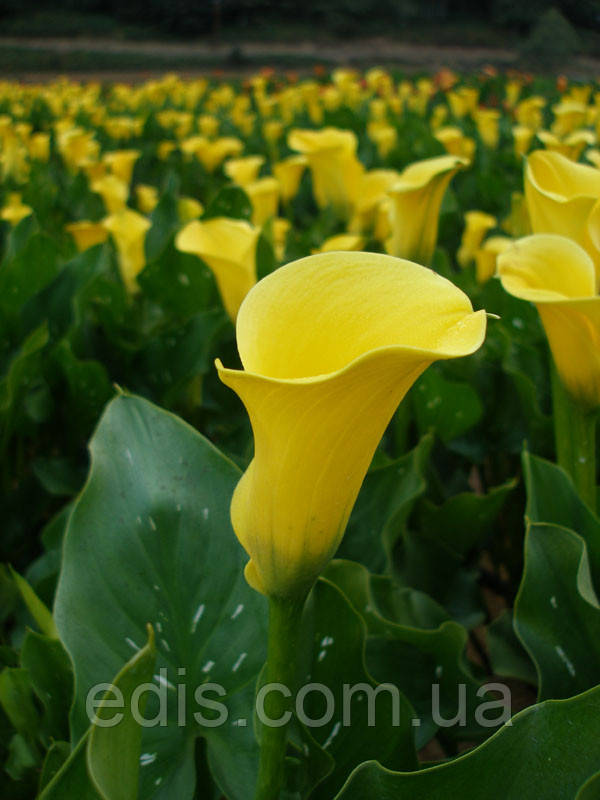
[551, 363, 597, 513]
[254, 594, 306, 800]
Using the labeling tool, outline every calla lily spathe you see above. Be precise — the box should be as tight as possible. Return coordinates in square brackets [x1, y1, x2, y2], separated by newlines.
[288, 127, 364, 219]
[525, 150, 600, 284]
[497, 234, 600, 408]
[386, 154, 468, 264]
[175, 217, 260, 320]
[103, 208, 151, 294]
[217, 251, 487, 598]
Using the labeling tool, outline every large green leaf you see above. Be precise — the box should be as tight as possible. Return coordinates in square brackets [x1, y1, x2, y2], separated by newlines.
[295, 579, 416, 800]
[514, 522, 600, 700]
[334, 684, 600, 799]
[523, 450, 600, 586]
[325, 560, 488, 746]
[39, 627, 156, 800]
[54, 393, 268, 799]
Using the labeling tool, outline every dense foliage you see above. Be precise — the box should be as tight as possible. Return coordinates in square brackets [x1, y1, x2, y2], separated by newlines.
[0, 66, 599, 798]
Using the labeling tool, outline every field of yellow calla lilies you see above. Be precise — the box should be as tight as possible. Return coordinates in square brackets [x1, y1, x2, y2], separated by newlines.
[2, 67, 600, 800]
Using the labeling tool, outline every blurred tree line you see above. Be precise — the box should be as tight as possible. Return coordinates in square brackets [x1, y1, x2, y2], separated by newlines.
[0, 0, 598, 37]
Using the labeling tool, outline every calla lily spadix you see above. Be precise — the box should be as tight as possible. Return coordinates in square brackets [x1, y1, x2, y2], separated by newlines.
[497, 233, 600, 410]
[217, 251, 487, 599]
[385, 154, 468, 265]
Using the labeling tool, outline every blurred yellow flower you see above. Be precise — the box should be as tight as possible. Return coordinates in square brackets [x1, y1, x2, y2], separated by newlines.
[103, 208, 151, 294]
[103, 149, 140, 185]
[498, 234, 600, 408]
[1, 192, 32, 226]
[525, 150, 600, 282]
[288, 127, 364, 219]
[457, 210, 497, 268]
[135, 184, 159, 214]
[386, 154, 468, 264]
[434, 126, 476, 161]
[175, 217, 260, 320]
[224, 155, 265, 187]
[177, 196, 204, 224]
[246, 176, 280, 227]
[66, 220, 109, 251]
[217, 251, 486, 597]
[273, 155, 307, 204]
[315, 233, 366, 253]
[475, 235, 512, 283]
[92, 174, 129, 214]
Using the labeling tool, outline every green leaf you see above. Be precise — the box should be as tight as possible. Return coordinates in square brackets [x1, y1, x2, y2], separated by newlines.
[9, 567, 57, 638]
[514, 522, 600, 700]
[39, 741, 71, 792]
[87, 625, 156, 800]
[145, 189, 181, 263]
[21, 631, 72, 743]
[54, 393, 268, 799]
[413, 368, 483, 443]
[325, 560, 487, 746]
[486, 610, 536, 686]
[139, 247, 217, 318]
[40, 625, 155, 800]
[297, 579, 416, 800]
[334, 684, 600, 799]
[38, 731, 101, 800]
[203, 185, 251, 221]
[523, 450, 600, 586]
[416, 479, 515, 558]
[576, 771, 600, 799]
[0, 668, 41, 740]
[0, 231, 61, 317]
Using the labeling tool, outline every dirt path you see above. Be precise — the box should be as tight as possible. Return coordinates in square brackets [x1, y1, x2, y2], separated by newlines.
[2, 36, 598, 81]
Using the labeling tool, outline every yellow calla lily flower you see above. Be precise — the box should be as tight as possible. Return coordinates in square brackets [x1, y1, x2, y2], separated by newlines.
[175, 217, 260, 320]
[348, 169, 400, 234]
[474, 108, 501, 150]
[135, 184, 159, 214]
[457, 210, 497, 268]
[475, 235, 513, 283]
[1, 192, 32, 226]
[497, 234, 600, 408]
[434, 126, 475, 161]
[537, 129, 596, 161]
[103, 208, 151, 294]
[288, 127, 364, 219]
[224, 155, 265, 187]
[177, 196, 204, 224]
[66, 220, 109, 251]
[245, 176, 279, 227]
[512, 125, 534, 158]
[91, 174, 129, 214]
[386, 154, 468, 264]
[272, 217, 291, 261]
[525, 150, 600, 283]
[314, 233, 365, 253]
[273, 155, 307, 204]
[103, 149, 140, 185]
[217, 251, 486, 598]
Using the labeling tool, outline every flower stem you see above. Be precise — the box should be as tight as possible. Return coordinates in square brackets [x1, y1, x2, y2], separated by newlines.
[254, 595, 306, 800]
[551, 363, 597, 513]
